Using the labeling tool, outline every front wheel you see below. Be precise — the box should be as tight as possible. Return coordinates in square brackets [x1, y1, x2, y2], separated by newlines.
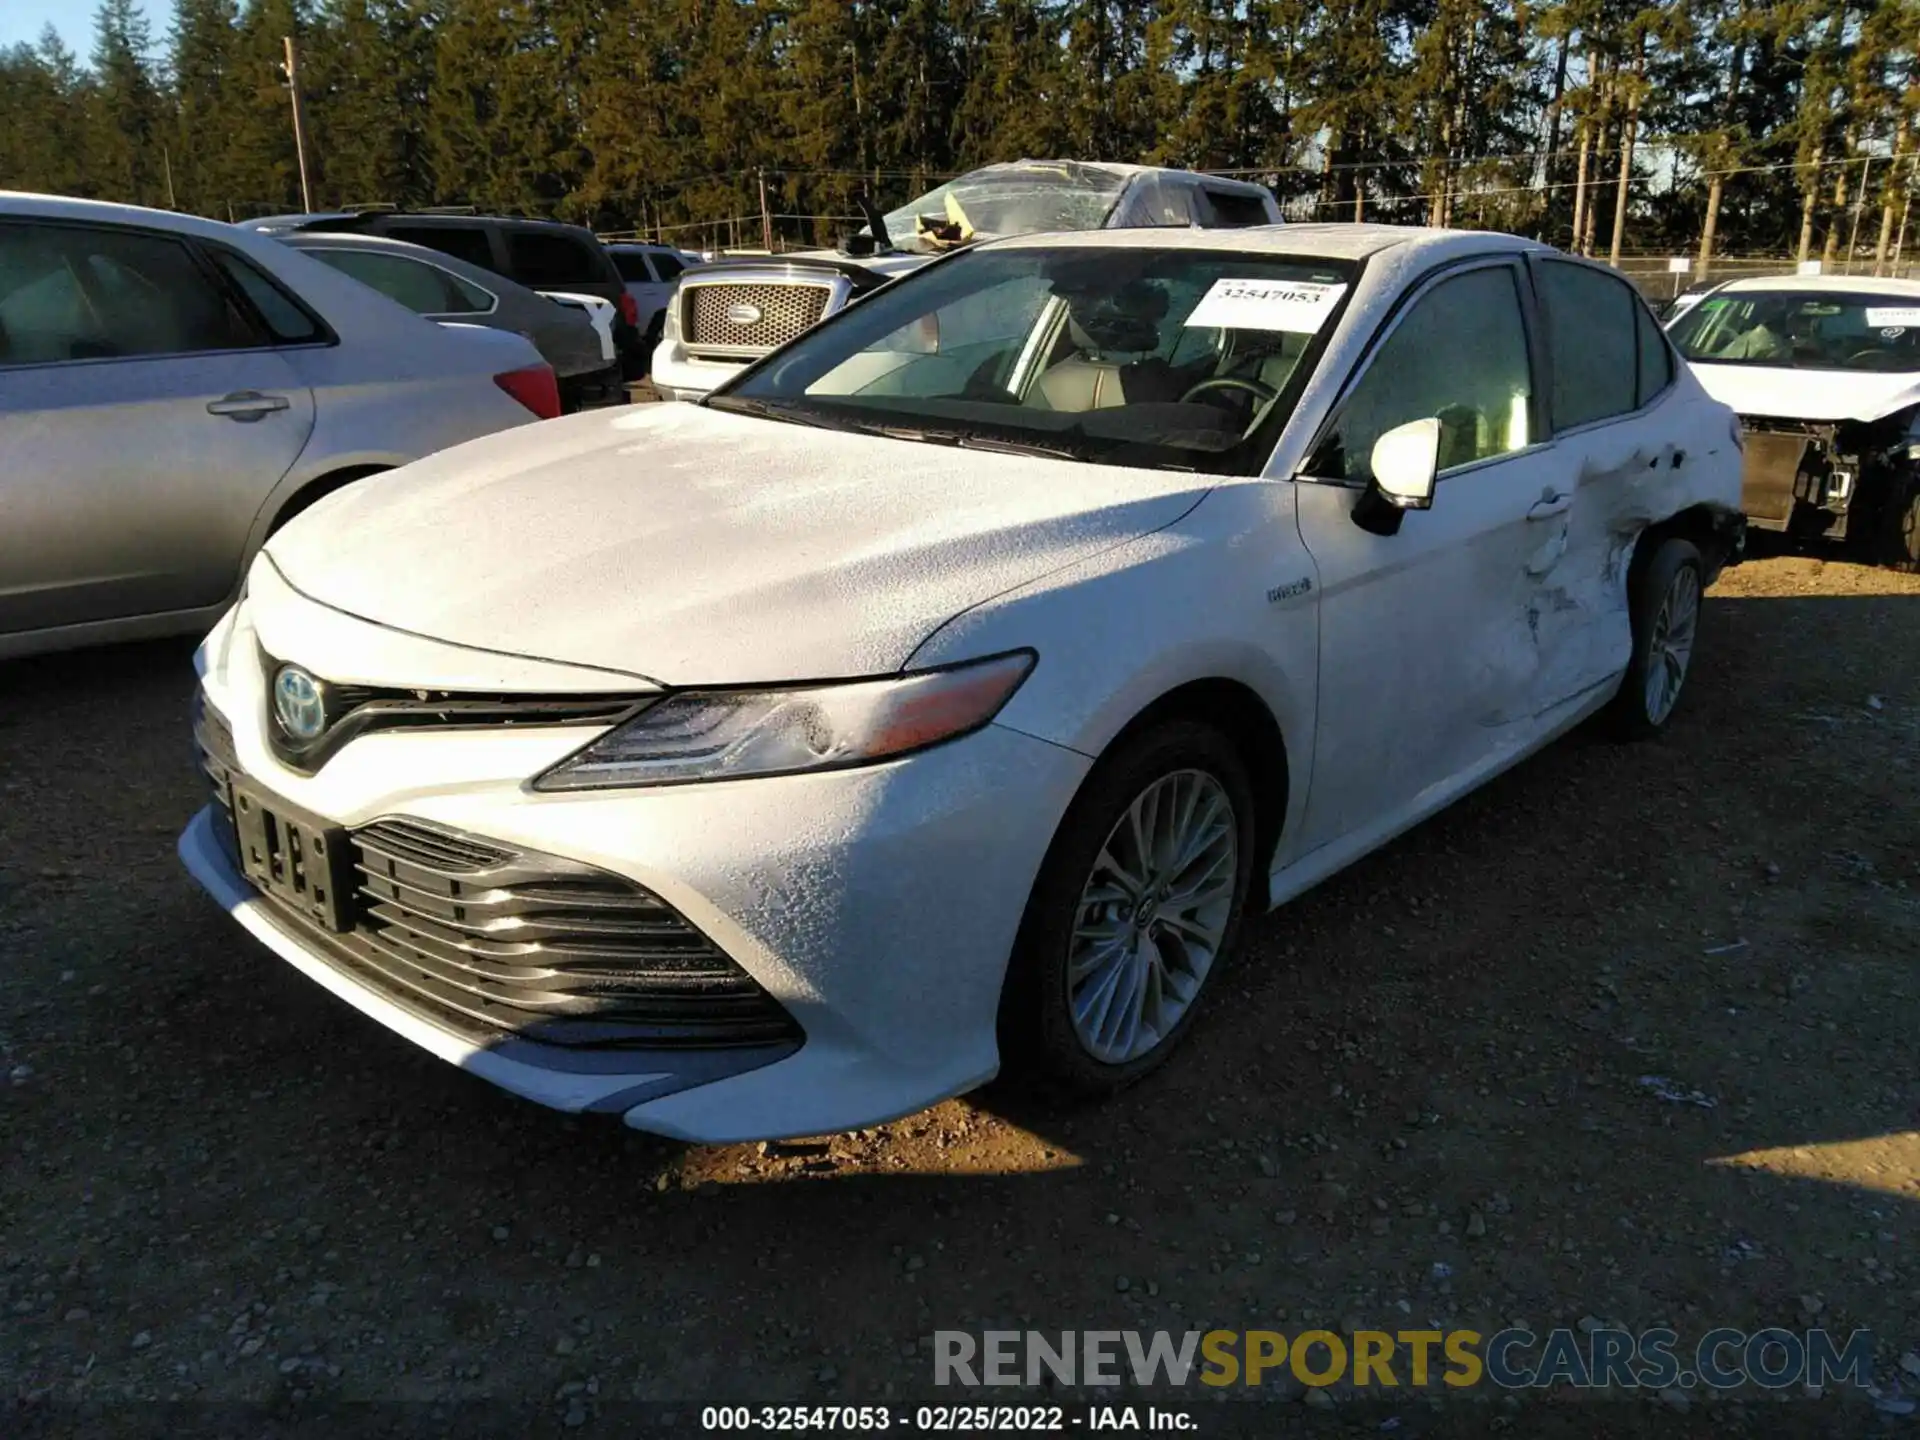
[1607, 535, 1704, 740]
[1000, 720, 1258, 1097]
[1885, 475, 1920, 573]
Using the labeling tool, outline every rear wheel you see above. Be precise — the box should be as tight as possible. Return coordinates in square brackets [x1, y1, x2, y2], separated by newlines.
[1000, 720, 1257, 1097]
[1607, 535, 1704, 740]
[265, 467, 386, 539]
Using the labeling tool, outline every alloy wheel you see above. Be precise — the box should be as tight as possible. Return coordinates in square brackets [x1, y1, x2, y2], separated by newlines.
[1643, 562, 1701, 725]
[1066, 769, 1239, 1064]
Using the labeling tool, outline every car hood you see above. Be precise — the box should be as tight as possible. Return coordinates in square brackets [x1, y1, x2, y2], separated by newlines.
[789, 248, 936, 277]
[1689, 363, 1920, 423]
[264, 403, 1212, 685]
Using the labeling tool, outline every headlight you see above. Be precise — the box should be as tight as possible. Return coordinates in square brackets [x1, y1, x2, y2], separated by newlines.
[661, 290, 682, 344]
[531, 651, 1035, 791]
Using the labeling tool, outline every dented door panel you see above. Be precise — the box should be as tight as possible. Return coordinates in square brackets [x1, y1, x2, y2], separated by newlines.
[1290, 448, 1570, 853]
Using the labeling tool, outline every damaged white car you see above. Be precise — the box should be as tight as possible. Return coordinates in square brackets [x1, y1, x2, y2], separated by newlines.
[1669, 275, 1920, 569]
[179, 225, 1744, 1143]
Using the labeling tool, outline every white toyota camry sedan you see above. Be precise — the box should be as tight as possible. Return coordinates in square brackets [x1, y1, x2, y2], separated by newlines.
[179, 224, 1745, 1143]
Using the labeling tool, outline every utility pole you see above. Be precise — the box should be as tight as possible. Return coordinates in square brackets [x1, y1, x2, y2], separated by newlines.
[757, 169, 774, 252]
[282, 36, 314, 213]
[1844, 154, 1871, 274]
[1894, 185, 1915, 274]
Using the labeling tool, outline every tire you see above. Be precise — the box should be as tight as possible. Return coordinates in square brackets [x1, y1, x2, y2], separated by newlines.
[999, 719, 1258, 1098]
[1885, 475, 1920, 573]
[1607, 534, 1705, 740]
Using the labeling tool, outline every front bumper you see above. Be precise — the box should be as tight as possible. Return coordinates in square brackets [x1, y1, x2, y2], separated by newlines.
[649, 338, 750, 403]
[177, 609, 1089, 1143]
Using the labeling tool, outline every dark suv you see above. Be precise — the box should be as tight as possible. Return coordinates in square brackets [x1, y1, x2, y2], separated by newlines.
[251, 210, 646, 379]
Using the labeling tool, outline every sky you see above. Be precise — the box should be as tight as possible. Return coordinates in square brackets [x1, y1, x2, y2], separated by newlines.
[1, 0, 163, 57]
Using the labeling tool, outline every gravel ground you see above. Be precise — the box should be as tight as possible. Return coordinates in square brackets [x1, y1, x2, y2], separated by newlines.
[2, 550, 1918, 1437]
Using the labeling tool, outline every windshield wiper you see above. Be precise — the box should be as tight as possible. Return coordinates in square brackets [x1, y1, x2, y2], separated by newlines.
[704, 396, 871, 433]
[850, 422, 1085, 461]
[952, 432, 1086, 461]
[713, 401, 1089, 460]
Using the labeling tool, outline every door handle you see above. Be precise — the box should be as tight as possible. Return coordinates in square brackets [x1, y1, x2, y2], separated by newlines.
[1526, 491, 1572, 521]
[207, 391, 291, 421]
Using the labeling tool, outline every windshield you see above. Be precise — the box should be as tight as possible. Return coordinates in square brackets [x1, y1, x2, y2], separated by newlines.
[712, 245, 1357, 475]
[877, 164, 1132, 255]
[1669, 290, 1920, 372]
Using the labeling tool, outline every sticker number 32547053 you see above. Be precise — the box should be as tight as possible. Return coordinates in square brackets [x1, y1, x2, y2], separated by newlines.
[1184, 278, 1349, 334]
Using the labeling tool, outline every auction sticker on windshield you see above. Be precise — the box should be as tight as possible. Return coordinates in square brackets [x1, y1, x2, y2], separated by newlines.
[1185, 278, 1347, 333]
[1863, 306, 1920, 328]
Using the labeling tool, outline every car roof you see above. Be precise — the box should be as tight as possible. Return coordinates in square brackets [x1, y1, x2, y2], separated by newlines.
[964, 159, 1273, 198]
[1715, 273, 1920, 297]
[988, 222, 1543, 264]
[282, 230, 460, 255]
[0, 189, 289, 245]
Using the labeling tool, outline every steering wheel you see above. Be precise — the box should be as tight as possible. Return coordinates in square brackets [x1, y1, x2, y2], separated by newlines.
[1181, 375, 1278, 405]
[1844, 348, 1907, 371]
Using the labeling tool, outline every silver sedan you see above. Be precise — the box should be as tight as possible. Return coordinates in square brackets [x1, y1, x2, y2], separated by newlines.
[272, 231, 624, 411]
[0, 191, 559, 660]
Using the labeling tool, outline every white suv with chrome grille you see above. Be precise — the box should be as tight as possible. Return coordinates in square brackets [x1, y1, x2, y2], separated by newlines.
[650, 161, 1284, 401]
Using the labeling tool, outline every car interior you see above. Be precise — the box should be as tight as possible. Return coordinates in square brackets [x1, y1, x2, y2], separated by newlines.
[1022, 284, 1310, 416]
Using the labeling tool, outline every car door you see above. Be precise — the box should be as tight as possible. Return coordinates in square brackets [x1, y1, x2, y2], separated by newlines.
[1290, 256, 1576, 851]
[0, 219, 316, 635]
[1525, 256, 1695, 714]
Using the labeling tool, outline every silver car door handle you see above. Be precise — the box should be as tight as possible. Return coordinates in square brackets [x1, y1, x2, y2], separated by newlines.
[207, 391, 291, 420]
[1527, 491, 1573, 521]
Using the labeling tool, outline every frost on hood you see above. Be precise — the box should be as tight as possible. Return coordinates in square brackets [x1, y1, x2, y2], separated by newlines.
[262, 403, 1213, 686]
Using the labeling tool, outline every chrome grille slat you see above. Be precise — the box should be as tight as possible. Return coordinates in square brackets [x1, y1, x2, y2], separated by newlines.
[358, 892, 722, 952]
[361, 913, 762, 995]
[349, 862, 680, 925]
[355, 819, 511, 873]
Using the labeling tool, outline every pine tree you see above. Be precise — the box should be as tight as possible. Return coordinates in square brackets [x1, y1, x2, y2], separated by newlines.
[89, 0, 167, 206]
[169, 0, 241, 214]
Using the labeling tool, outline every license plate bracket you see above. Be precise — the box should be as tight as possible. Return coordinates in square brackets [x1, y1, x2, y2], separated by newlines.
[229, 779, 355, 932]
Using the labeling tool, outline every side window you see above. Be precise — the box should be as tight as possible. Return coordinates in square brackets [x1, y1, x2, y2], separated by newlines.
[611, 251, 654, 284]
[1538, 259, 1638, 429]
[1196, 188, 1275, 228]
[1118, 178, 1195, 228]
[1315, 265, 1535, 482]
[383, 224, 497, 272]
[651, 252, 686, 281]
[0, 221, 256, 366]
[1635, 298, 1674, 406]
[210, 251, 325, 341]
[309, 248, 489, 316]
[506, 231, 600, 287]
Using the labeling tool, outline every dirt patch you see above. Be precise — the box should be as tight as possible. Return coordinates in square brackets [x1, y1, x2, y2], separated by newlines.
[2, 554, 1917, 1432]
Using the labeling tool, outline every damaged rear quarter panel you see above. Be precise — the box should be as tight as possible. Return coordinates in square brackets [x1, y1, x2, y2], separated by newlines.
[1520, 403, 1686, 718]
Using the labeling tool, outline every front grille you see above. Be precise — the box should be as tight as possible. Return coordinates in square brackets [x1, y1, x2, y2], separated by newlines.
[193, 693, 799, 1052]
[257, 644, 652, 776]
[683, 281, 834, 355]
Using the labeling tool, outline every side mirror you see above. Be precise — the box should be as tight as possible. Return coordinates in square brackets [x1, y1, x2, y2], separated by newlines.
[1371, 417, 1441, 509]
[1351, 417, 1441, 537]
